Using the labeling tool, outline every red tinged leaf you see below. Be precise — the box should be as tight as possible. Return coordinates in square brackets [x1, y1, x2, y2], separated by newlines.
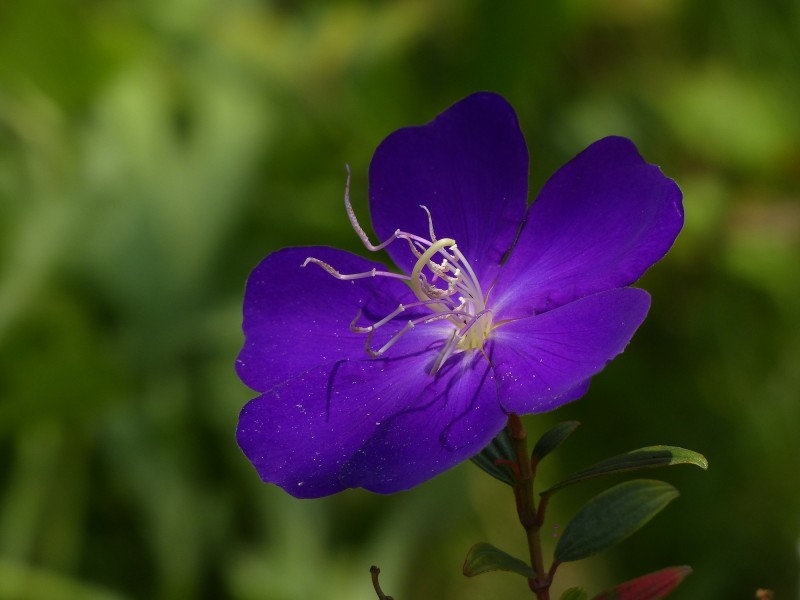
[593, 565, 692, 600]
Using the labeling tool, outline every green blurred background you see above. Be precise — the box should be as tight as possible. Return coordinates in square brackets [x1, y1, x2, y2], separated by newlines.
[1, 0, 798, 598]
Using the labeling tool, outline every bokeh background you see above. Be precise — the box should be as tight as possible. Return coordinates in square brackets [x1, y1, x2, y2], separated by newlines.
[1, 1, 799, 598]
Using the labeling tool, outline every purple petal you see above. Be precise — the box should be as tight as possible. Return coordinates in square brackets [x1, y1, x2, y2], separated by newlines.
[339, 350, 505, 494]
[491, 287, 650, 414]
[238, 323, 503, 497]
[236, 360, 403, 498]
[491, 137, 682, 320]
[236, 246, 414, 392]
[369, 92, 528, 281]
[237, 369, 378, 498]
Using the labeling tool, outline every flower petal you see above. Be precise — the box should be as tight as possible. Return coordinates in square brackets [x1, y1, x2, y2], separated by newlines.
[236, 364, 391, 498]
[491, 287, 650, 414]
[238, 324, 503, 497]
[236, 246, 415, 392]
[369, 92, 528, 281]
[491, 137, 682, 320]
[339, 350, 505, 494]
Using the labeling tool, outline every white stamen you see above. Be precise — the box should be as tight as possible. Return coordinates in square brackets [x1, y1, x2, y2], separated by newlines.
[344, 165, 400, 252]
[308, 174, 494, 374]
[302, 257, 409, 282]
[350, 299, 446, 334]
[367, 320, 415, 357]
[421, 205, 437, 243]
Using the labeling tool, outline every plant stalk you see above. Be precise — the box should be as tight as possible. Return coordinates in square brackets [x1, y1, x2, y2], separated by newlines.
[508, 414, 551, 600]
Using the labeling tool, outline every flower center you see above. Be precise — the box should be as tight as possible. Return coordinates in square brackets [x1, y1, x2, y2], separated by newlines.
[301, 168, 494, 374]
[407, 237, 492, 350]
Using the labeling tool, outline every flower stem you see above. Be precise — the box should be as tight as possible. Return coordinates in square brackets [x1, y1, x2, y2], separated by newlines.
[370, 566, 394, 600]
[508, 414, 551, 599]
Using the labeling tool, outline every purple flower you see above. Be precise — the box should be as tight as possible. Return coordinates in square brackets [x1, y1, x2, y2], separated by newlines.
[236, 93, 683, 498]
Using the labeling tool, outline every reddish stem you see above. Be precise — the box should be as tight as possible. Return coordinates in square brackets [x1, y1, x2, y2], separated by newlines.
[508, 414, 551, 599]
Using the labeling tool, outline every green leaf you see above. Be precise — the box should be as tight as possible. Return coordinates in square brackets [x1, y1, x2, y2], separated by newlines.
[543, 446, 708, 496]
[592, 565, 692, 600]
[531, 421, 581, 464]
[555, 480, 679, 563]
[462, 543, 537, 578]
[560, 588, 589, 600]
[470, 426, 516, 486]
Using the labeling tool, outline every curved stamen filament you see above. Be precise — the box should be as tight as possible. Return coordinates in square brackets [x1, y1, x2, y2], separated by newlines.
[366, 320, 414, 357]
[410, 238, 457, 302]
[362, 307, 479, 358]
[302, 257, 409, 282]
[421, 205, 437, 243]
[450, 245, 484, 302]
[349, 299, 450, 334]
[344, 165, 403, 252]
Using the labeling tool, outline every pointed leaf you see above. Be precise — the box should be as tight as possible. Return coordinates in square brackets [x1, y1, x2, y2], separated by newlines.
[462, 542, 537, 578]
[592, 565, 692, 600]
[543, 446, 707, 496]
[560, 588, 589, 600]
[470, 426, 516, 486]
[532, 421, 581, 464]
[555, 480, 679, 563]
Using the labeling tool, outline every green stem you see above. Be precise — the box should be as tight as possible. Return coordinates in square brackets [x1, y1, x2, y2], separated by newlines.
[508, 414, 551, 600]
